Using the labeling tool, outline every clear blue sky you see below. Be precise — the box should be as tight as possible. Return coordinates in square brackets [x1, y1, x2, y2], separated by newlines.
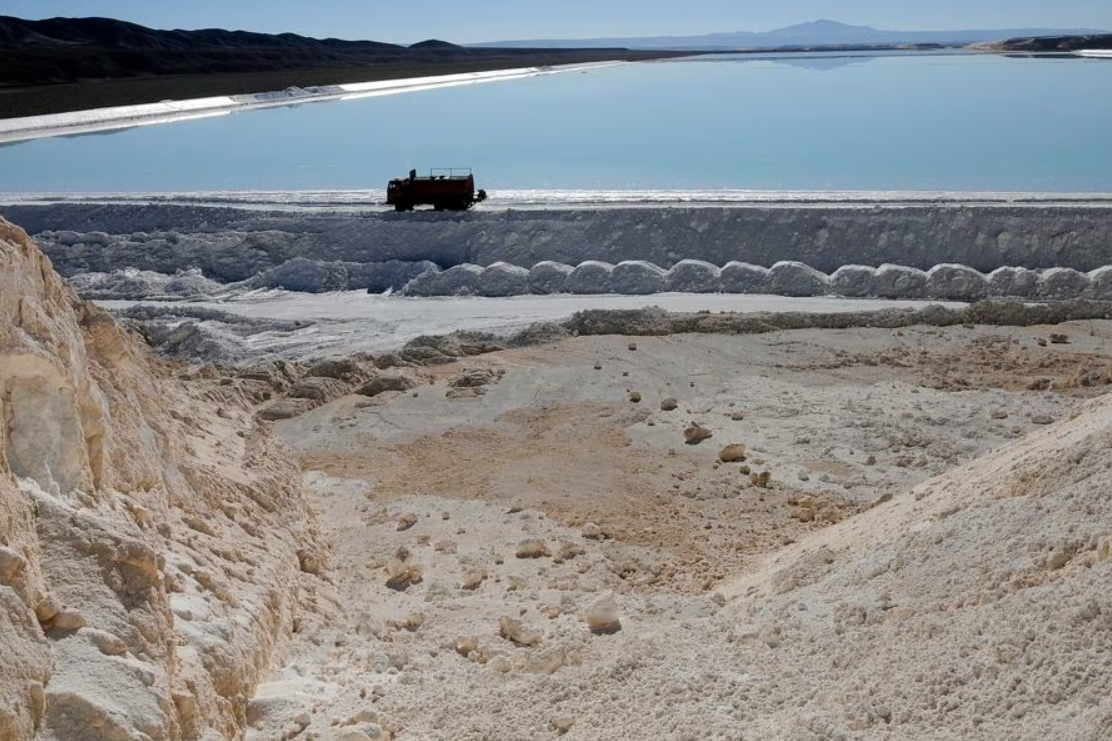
[5, 1, 1110, 44]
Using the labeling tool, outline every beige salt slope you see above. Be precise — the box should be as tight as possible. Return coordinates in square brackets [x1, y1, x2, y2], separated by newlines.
[717, 390, 1112, 739]
[251, 329, 1110, 740]
[0, 214, 326, 740]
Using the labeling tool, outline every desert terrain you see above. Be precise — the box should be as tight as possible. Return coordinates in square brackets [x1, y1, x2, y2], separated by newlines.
[3, 9, 1112, 738]
[248, 314, 1112, 740]
[3, 204, 1112, 740]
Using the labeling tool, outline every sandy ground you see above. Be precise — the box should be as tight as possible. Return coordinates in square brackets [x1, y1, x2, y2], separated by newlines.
[243, 318, 1112, 740]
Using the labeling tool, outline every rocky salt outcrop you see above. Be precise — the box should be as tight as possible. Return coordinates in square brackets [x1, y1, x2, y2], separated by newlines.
[0, 216, 323, 740]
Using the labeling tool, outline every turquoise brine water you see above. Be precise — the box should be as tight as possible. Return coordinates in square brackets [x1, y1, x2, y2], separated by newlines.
[2, 52, 1111, 193]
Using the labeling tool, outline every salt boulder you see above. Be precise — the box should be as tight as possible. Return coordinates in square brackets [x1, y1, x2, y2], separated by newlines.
[611, 261, 668, 295]
[666, 260, 720, 293]
[357, 373, 417, 397]
[925, 264, 988, 301]
[1038, 267, 1090, 300]
[767, 261, 829, 297]
[1088, 266, 1112, 300]
[499, 616, 543, 646]
[528, 261, 574, 294]
[719, 444, 748, 463]
[583, 591, 622, 634]
[352, 260, 438, 293]
[404, 263, 483, 296]
[874, 264, 928, 299]
[68, 267, 223, 301]
[477, 262, 529, 297]
[249, 257, 352, 293]
[516, 539, 550, 559]
[303, 357, 376, 382]
[829, 265, 878, 297]
[719, 262, 769, 294]
[986, 266, 1039, 299]
[565, 261, 615, 294]
[0, 547, 28, 587]
[684, 423, 713, 445]
[162, 268, 224, 299]
[286, 376, 347, 401]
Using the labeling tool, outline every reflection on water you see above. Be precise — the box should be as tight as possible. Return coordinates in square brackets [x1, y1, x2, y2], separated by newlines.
[1, 52, 1109, 193]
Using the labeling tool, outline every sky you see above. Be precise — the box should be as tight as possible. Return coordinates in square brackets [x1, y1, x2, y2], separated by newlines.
[4, 0, 1111, 44]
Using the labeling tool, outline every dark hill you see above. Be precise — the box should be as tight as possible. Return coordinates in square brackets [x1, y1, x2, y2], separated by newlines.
[0, 15, 417, 86]
[987, 33, 1112, 52]
[0, 15, 401, 50]
[0, 15, 688, 118]
[409, 39, 462, 50]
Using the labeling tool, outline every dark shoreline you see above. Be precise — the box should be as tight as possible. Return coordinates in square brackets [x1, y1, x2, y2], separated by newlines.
[0, 50, 690, 120]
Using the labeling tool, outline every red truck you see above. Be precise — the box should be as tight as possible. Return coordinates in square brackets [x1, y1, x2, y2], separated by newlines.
[386, 168, 488, 212]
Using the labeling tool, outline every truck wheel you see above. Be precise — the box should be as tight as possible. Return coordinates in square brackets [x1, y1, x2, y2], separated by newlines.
[394, 203, 410, 212]
[434, 202, 446, 211]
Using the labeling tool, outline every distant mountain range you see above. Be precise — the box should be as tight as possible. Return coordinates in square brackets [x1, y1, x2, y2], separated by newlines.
[477, 19, 1109, 50]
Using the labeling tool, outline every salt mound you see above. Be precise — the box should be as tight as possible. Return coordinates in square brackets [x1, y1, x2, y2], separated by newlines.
[826, 264, 873, 297]
[1089, 266, 1112, 301]
[565, 261, 615, 294]
[767, 260, 829, 297]
[477, 262, 529, 297]
[527, 261, 573, 294]
[611, 260, 668, 295]
[1039, 267, 1091, 300]
[987, 265, 1040, 298]
[666, 259, 720, 293]
[874, 263, 928, 298]
[926, 263, 988, 301]
[404, 263, 483, 296]
[719, 261, 769, 293]
[0, 216, 322, 740]
[720, 392, 1112, 738]
[250, 257, 436, 293]
[68, 267, 223, 300]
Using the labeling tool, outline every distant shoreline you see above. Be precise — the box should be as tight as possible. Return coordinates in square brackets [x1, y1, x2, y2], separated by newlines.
[0, 63, 626, 144]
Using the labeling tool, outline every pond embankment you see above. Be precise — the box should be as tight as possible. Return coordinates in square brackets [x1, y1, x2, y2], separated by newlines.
[2, 200, 1109, 300]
